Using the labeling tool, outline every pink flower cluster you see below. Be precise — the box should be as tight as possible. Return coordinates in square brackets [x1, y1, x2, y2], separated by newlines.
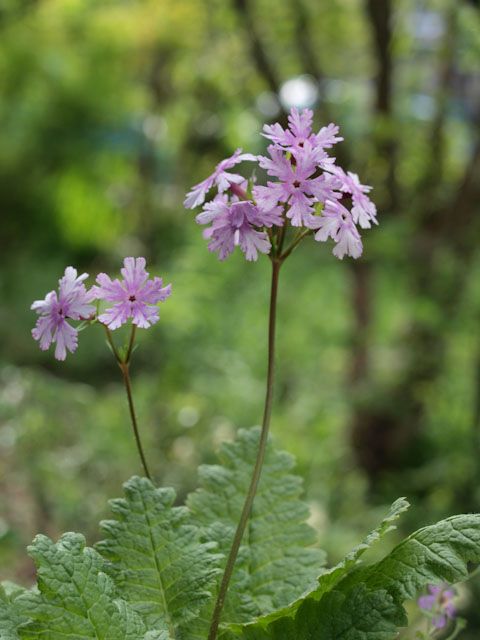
[31, 258, 171, 360]
[184, 108, 377, 260]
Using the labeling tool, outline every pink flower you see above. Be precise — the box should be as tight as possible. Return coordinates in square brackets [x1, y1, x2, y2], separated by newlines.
[314, 200, 363, 259]
[418, 584, 456, 630]
[330, 167, 377, 228]
[198, 200, 273, 261]
[262, 107, 342, 153]
[184, 149, 256, 209]
[93, 257, 171, 330]
[31, 267, 95, 361]
[255, 143, 339, 227]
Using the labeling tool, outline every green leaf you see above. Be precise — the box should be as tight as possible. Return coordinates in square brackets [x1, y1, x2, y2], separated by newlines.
[233, 513, 480, 640]
[96, 476, 221, 637]
[236, 585, 404, 640]
[15, 532, 156, 640]
[186, 427, 326, 634]
[0, 583, 28, 640]
[342, 513, 480, 599]
[230, 497, 409, 631]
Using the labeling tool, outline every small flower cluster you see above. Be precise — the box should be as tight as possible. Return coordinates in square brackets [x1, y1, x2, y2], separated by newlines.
[184, 108, 377, 261]
[31, 258, 171, 360]
[418, 584, 456, 630]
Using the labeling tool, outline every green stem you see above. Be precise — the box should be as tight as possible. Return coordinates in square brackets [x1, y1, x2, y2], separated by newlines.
[207, 258, 282, 640]
[103, 324, 152, 480]
[119, 361, 152, 481]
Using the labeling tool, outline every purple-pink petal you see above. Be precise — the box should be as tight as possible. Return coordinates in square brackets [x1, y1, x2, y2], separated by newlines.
[32, 315, 54, 351]
[288, 107, 313, 140]
[54, 321, 78, 361]
[98, 304, 130, 331]
[238, 226, 271, 261]
[121, 256, 149, 291]
[255, 204, 284, 228]
[131, 301, 160, 329]
[253, 183, 284, 211]
[314, 122, 343, 148]
[287, 191, 315, 227]
[195, 196, 230, 226]
[92, 274, 125, 302]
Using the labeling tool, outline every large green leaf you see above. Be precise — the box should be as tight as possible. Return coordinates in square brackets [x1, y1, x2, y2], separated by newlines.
[186, 427, 326, 635]
[233, 496, 409, 630]
[234, 513, 480, 640]
[96, 476, 221, 637]
[15, 532, 159, 640]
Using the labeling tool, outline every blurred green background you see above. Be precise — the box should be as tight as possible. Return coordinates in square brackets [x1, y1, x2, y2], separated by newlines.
[1, 0, 480, 634]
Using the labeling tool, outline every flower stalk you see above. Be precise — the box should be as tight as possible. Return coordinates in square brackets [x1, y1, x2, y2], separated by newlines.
[207, 256, 282, 640]
[119, 359, 152, 481]
[104, 324, 152, 481]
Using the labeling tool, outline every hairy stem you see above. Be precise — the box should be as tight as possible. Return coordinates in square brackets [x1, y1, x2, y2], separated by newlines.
[207, 258, 281, 640]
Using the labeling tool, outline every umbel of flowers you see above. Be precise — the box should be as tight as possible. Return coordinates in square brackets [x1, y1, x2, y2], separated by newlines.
[31, 257, 171, 361]
[184, 107, 377, 261]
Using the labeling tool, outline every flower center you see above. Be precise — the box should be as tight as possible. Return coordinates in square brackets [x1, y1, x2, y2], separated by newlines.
[129, 295, 136, 302]
[293, 180, 301, 188]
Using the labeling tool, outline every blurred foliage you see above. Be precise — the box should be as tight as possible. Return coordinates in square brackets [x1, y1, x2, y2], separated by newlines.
[1, 0, 480, 636]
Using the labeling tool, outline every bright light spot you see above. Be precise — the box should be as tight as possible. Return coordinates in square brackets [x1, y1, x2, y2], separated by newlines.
[279, 75, 319, 110]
